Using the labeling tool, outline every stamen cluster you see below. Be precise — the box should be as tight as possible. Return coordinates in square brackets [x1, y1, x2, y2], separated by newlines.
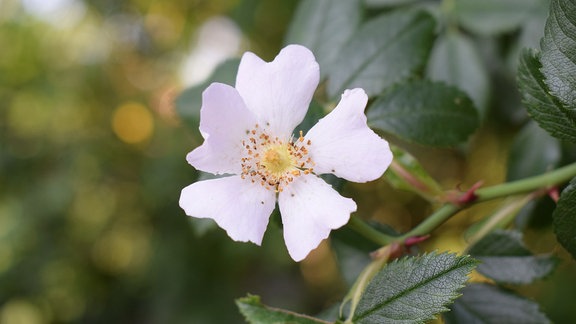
[240, 124, 315, 192]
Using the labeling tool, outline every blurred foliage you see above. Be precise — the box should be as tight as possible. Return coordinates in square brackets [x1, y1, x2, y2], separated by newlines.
[2, 0, 576, 323]
[0, 0, 307, 323]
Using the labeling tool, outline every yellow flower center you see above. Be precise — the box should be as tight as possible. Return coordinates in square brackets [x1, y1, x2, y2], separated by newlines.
[240, 124, 315, 192]
[261, 145, 294, 175]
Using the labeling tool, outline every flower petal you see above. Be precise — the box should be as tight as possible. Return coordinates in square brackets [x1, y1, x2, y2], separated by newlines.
[186, 83, 257, 175]
[180, 176, 276, 244]
[235, 44, 320, 139]
[306, 88, 393, 182]
[278, 174, 356, 261]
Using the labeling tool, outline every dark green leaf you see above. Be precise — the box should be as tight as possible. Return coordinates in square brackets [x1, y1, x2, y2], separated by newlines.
[515, 196, 556, 230]
[176, 59, 240, 130]
[314, 304, 341, 323]
[285, 0, 361, 79]
[506, 122, 561, 181]
[297, 100, 325, 135]
[333, 221, 397, 255]
[517, 49, 576, 142]
[368, 80, 479, 147]
[189, 217, 217, 237]
[427, 30, 489, 118]
[236, 295, 329, 324]
[553, 177, 576, 260]
[333, 240, 373, 287]
[469, 230, 557, 284]
[541, 0, 576, 109]
[353, 252, 477, 323]
[327, 10, 435, 98]
[454, 0, 544, 35]
[444, 283, 551, 324]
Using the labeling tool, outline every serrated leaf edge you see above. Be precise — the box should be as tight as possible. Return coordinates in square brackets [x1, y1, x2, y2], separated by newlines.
[518, 49, 576, 142]
[354, 252, 478, 322]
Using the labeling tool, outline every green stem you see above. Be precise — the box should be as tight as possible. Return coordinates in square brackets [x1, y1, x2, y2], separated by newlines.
[390, 160, 439, 201]
[474, 162, 576, 201]
[394, 204, 459, 242]
[347, 216, 395, 245]
[350, 162, 576, 245]
[466, 194, 536, 247]
[398, 162, 576, 242]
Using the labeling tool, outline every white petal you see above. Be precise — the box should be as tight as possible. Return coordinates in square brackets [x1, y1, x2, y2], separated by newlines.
[179, 176, 276, 244]
[235, 44, 320, 139]
[186, 83, 257, 175]
[278, 174, 356, 261]
[306, 88, 393, 183]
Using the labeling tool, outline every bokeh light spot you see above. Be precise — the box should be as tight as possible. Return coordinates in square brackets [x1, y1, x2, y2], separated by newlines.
[91, 225, 150, 275]
[112, 102, 154, 144]
[0, 299, 46, 324]
[40, 261, 85, 321]
[0, 245, 14, 274]
[180, 16, 242, 86]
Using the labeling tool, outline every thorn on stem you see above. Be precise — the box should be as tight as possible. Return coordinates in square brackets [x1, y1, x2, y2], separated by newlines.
[548, 186, 560, 203]
[444, 181, 484, 205]
[404, 234, 430, 247]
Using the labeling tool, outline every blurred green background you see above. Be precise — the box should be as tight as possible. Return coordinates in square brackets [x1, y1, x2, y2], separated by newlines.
[2, 0, 576, 323]
[0, 0, 317, 323]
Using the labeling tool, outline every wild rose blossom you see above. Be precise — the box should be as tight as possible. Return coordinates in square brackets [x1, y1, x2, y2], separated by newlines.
[179, 45, 393, 261]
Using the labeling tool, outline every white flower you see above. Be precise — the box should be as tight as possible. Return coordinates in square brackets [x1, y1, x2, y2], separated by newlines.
[179, 45, 393, 261]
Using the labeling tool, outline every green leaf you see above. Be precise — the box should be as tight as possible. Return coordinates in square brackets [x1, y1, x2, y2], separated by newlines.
[385, 146, 443, 200]
[367, 80, 479, 147]
[285, 0, 361, 79]
[236, 295, 329, 324]
[517, 49, 576, 142]
[453, 0, 544, 35]
[541, 0, 576, 109]
[444, 283, 551, 324]
[515, 196, 556, 230]
[353, 252, 477, 323]
[553, 177, 576, 260]
[464, 196, 534, 245]
[175, 58, 240, 130]
[189, 217, 217, 237]
[468, 230, 557, 284]
[333, 240, 373, 287]
[297, 100, 325, 135]
[333, 221, 396, 255]
[506, 121, 561, 181]
[427, 30, 489, 118]
[327, 10, 435, 98]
